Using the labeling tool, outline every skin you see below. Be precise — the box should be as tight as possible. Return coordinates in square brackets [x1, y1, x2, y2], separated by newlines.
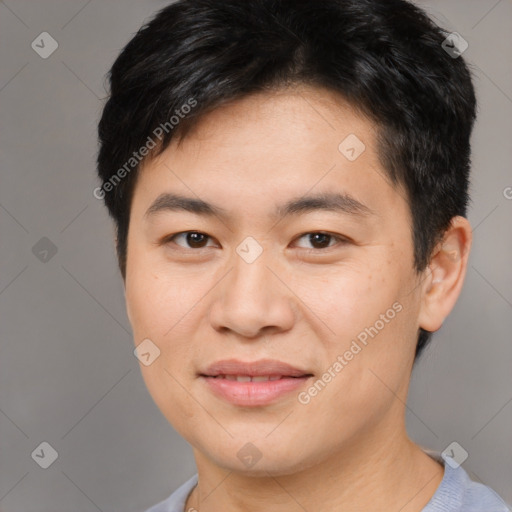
[123, 85, 472, 511]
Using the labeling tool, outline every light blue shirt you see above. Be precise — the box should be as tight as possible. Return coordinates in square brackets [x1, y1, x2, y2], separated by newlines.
[144, 453, 510, 512]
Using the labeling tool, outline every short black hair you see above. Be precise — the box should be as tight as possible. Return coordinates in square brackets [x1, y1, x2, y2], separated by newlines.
[96, 0, 477, 361]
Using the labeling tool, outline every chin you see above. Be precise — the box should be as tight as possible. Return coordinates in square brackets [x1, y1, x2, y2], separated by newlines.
[200, 441, 320, 478]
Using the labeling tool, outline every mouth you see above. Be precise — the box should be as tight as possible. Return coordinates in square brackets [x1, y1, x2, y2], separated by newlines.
[198, 359, 314, 406]
[200, 374, 309, 381]
[199, 358, 313, 379]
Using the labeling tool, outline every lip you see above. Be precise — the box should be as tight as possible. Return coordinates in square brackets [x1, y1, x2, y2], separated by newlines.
[200, 358, 311, 378]
[199, 359, 313, 407]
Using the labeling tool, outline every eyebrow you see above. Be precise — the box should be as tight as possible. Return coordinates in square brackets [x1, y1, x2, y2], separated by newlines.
[144, 191, 376, 222]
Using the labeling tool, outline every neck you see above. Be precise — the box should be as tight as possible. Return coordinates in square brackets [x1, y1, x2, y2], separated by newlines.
[185, 416, 443, 512]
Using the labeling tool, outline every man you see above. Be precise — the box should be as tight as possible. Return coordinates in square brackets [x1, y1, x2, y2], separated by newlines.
[95, 0, 509, 510]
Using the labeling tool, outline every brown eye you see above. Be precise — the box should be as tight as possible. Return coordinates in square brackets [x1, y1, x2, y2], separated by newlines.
[167, 231, 215, 249]
[295, 232, 346, 250]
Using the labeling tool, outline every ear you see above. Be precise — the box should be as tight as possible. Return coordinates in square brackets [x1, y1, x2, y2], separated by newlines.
[417, 216, 472, 332]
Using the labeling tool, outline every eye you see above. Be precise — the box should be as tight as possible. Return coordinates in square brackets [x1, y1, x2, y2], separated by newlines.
[294, 232, 348, 250]
[161, 230, 348, 252]
[164, 231, 217, 249]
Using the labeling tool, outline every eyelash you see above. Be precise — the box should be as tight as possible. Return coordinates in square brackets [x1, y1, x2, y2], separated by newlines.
[161, 231, 349, 253]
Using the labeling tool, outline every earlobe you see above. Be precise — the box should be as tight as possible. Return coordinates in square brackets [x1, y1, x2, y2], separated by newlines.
[417, 216, 472, 332]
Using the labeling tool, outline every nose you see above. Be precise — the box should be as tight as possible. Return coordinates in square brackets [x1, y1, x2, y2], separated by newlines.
[208, 248, 296, 339]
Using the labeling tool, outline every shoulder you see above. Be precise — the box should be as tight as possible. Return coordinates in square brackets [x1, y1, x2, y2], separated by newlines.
[423, 457, 510, 512]
[458, 472, 510, 512]
[143, 474, 198, 512]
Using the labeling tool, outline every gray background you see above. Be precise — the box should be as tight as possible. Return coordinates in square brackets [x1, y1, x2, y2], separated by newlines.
[1, 0, 511, 510]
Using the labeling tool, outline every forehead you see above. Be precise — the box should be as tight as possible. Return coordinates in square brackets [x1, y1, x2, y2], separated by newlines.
[175, 85, 375, 156]
[133, 86, 406, 226]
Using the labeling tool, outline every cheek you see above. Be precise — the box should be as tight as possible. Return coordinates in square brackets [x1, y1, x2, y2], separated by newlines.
[333, 300, 415, 402]
[125, 262, 205, 430]
[125, 256, 217, 383]
[300, 261, 414, 407]
[297, 262, 397, 342]
[137, 357, 202, 442]
[125, 250, 200, 338]
[310, 322, 413, 437]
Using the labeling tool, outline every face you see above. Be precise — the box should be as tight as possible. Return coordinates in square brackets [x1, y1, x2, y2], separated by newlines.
[125, 86, 427, 476]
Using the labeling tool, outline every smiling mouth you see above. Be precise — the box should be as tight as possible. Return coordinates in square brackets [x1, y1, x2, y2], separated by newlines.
[200, 374, 312, 382]
[199, 372, 314, 407]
